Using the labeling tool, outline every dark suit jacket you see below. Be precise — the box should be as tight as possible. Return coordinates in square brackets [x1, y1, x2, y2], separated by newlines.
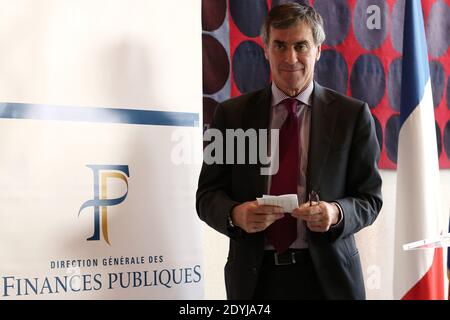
[196, 82, 383, 300]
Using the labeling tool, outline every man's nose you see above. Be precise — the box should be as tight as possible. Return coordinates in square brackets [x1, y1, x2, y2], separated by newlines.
[284, 47, 297, 64]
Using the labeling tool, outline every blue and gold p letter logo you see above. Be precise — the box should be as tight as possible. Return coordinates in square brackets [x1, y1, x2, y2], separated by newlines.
[79, 165, 130, 245]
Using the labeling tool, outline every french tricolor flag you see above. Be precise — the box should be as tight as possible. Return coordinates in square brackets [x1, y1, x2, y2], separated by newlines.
[393, 0, 445, 300]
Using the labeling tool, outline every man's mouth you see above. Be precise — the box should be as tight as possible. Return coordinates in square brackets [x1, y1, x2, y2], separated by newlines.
[280, 65, 304, 72]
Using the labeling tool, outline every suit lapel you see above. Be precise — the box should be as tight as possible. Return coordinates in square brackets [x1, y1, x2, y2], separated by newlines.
[242, 86, 272, 196]
[242, 86, 272, 131]
[307, 82, 338, 195]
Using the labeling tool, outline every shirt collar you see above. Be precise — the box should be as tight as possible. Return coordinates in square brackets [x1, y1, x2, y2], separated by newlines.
[271, 81, 314, 107]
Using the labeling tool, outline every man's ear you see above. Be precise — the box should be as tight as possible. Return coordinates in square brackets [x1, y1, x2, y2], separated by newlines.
[264, 45, 269, 60]
[316, 45, 321, 61]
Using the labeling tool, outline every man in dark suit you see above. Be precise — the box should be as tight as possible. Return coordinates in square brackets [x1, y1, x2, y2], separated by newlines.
[196, 3, 382, 300]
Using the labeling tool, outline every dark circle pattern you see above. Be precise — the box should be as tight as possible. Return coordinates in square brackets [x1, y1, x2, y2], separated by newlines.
[426, 0, 450, 58]
[230, 0, 268, 38]
[315, 0, 350, 46]
[354, 0, 388, 50]
[272, 0, 310, 8]
[350, 54, 386, 108]
[386, 115, 400, 163]
[202, 0, 227, 32]
[436, 122, 442, 157]
[429, 60, 445, 108]
[391, 0, 405, 53]
[232, 41, 270, 94]
[373, 115, 383, 152]
[202, 34, 230, 95]
[315, 50, 348, 94]
[444, 121, 450, 158]
[388, 57, 402, 112]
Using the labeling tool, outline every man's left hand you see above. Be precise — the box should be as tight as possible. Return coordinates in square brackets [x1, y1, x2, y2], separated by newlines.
[291, 201, 340, 232]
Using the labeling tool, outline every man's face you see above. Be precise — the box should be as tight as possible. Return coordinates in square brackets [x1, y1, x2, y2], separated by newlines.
[264, 21, 321, 96]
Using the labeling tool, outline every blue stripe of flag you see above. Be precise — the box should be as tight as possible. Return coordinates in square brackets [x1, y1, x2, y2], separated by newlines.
[400, 0, 430, 128]
[0, 103, 199, 127]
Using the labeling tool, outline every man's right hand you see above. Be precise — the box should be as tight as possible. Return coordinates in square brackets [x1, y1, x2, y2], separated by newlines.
[230, 201, 285, 233]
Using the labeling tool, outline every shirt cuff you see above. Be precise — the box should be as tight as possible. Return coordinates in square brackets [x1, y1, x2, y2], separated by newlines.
[330, 201, 344, 228]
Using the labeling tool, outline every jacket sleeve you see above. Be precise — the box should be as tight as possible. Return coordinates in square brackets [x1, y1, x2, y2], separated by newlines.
[196, 103, 243, 238]
[331, 102, 383, 241]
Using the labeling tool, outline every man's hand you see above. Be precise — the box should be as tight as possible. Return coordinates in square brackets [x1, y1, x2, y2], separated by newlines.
[231, 201, 285, 233]
[291, 201, 340, 232]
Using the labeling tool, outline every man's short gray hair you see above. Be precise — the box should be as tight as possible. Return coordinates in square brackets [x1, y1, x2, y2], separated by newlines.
[261, 3, 326, 46]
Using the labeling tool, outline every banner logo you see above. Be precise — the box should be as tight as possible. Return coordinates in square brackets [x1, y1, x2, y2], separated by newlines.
[79, 165, 130, 244]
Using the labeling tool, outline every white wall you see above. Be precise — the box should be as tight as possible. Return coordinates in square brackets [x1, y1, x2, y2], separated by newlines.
[202, 170, 450, 300]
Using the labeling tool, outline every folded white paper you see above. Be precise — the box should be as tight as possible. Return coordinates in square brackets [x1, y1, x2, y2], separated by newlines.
[402, 233, 450, 250]
[256, 194, 299, 213]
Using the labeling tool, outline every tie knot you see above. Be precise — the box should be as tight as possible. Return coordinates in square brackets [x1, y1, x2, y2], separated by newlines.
[283, 98, 297, 115]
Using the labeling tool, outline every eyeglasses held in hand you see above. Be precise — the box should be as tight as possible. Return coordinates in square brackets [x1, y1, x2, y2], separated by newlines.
[308, 190, 320, 206]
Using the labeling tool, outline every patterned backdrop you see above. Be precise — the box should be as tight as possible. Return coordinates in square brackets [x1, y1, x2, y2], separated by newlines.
[202, 0, 450, 169]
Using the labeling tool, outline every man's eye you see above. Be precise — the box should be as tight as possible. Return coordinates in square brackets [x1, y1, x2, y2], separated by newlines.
[296, 44, 308, 52]
[274, 43, 284, 50]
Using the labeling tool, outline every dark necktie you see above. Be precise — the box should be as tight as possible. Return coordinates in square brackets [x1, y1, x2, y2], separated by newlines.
[266, 98, 299, 254]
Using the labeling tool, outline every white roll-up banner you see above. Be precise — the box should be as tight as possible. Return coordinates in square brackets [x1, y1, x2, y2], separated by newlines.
[0, 0, 203, 299]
